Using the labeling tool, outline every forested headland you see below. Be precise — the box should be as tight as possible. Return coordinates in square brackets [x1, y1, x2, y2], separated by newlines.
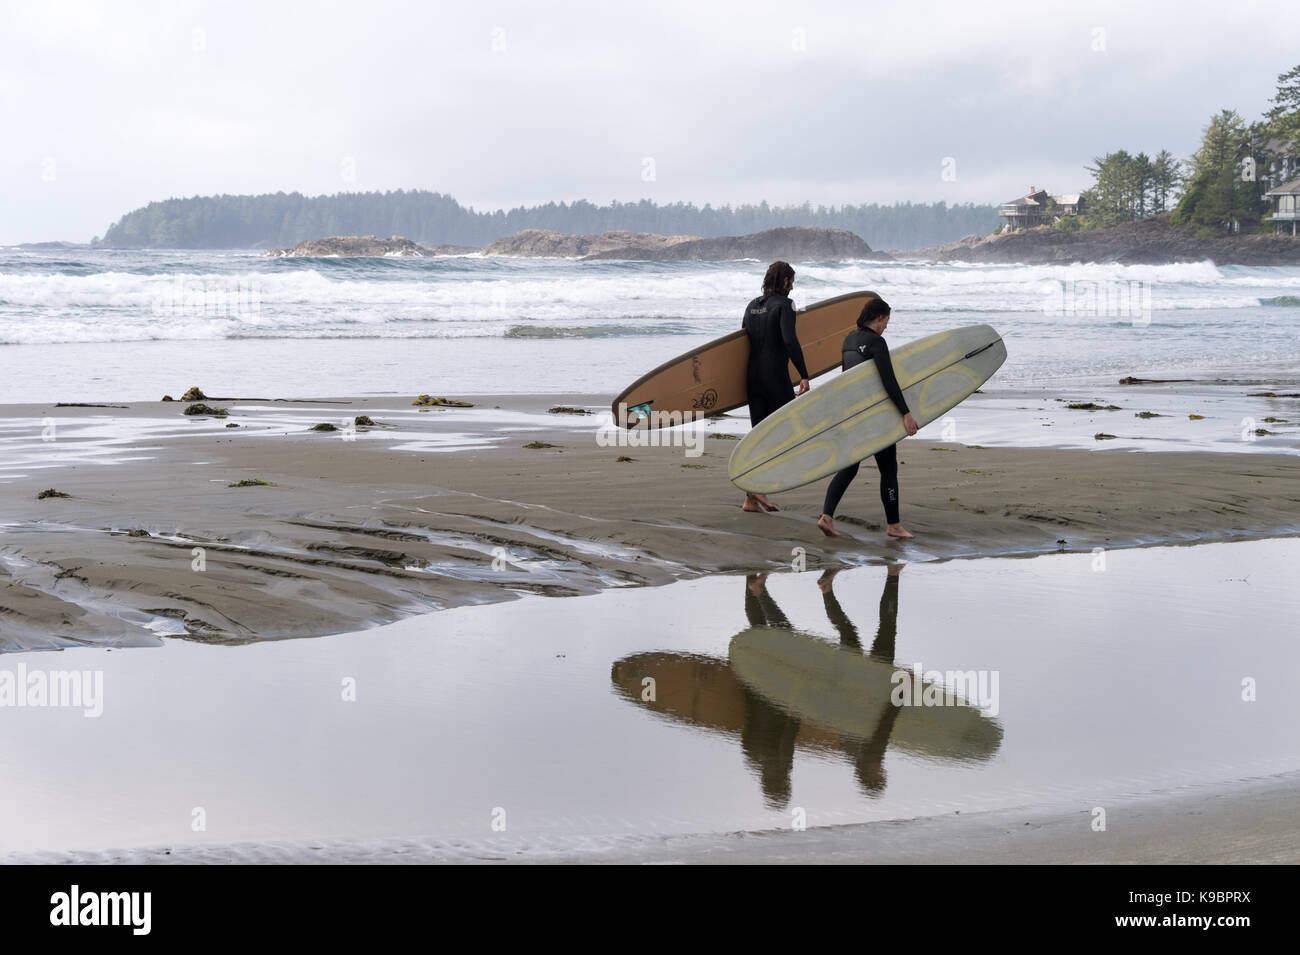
[97, 193, 998, 251]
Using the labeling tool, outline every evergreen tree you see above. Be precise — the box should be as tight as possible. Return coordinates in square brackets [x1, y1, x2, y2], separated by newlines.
[1150, 150, 1182, 213]
[1265, 63, 1300, 143]
[1173, 109, 1265, 232]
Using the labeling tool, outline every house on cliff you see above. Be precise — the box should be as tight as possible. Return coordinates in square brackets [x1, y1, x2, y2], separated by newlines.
[1265, 178, 1300, 236]
[997, 187, 1083, 231]
[1260, 137, 1299, 192]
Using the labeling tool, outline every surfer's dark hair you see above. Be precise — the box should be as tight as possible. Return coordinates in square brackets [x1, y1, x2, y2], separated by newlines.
[857, 296, 891, 329]
[762, 261, 795, 295]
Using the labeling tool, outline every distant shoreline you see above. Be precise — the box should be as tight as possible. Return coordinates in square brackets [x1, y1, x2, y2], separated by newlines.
[263, 226, 892, 262]
[26, 215, 1300, 264]
[895, 213, 1300, 266]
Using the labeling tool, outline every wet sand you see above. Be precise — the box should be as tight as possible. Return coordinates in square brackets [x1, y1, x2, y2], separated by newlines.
[2, 393, 1299, 646]
[10, 771, 1298, 864]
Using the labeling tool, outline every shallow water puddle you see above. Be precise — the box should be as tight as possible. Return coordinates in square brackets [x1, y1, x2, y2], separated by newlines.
[0, 536, 1296, 853]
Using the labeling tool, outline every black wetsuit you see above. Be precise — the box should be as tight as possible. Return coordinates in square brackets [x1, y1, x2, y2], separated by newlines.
[822, 327, 909, 523]
[742, 293, 809, 426]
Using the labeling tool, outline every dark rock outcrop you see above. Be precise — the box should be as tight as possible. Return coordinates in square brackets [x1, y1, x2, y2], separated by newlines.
[481, 230, 699, 257]
[266, 236, 478, 257]
[271, 227, 889, 262]
[582, 226, 889, 262]
[13, 240, 91, 250]
[897, 214, 1300, 265]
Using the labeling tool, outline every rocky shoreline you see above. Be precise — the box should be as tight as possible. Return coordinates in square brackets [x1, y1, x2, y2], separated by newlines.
[265, 235, 477, 257]
[261, 217, 1300, 265]
[480, 229, 698, 257]
[581, 225, 889, 262]
[267, 226, 888, 262]
[896, 214, 1300, 265]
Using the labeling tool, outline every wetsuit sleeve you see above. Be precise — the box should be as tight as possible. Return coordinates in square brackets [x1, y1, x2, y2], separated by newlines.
[869, 338, 910, 416]
[778, 300, 809, 380]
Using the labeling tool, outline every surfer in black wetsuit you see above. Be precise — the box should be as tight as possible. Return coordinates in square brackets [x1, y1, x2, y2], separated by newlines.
[741, 261, 809, 513]
[817, 297, 919, 539]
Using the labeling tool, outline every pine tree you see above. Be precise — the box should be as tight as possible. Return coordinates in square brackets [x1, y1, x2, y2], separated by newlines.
[1265, 64, 1300, 143]
[1151, 150, 1182, 213]
[1174, 110, 1265, 232]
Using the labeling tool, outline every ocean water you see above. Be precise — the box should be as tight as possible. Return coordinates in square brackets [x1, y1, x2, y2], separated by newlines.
[1, 248, 1299, 403]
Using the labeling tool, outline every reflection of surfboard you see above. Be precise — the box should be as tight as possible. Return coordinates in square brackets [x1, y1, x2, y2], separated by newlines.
[610, 653, 753, 731]
[729, 324, 1007, 493]
[728, 628, 1002, 761]
[610, 291, 879, 428]
[610, 632, 1001, 761]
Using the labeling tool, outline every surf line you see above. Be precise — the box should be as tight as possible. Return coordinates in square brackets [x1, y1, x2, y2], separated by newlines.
[596, 403, 707, 457]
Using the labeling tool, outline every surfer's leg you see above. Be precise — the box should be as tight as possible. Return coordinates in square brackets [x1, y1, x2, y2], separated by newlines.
[818, 462, 860, 536]
[822, 462, 859, 517]
[875, 446, 900, 523]
[746, 374, 774, 427]
[747, 380, 792, 511]
[743, 381, 772, 511]
[876, 445, 913, 538]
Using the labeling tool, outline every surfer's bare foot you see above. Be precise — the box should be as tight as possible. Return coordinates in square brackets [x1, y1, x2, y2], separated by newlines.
[747, 573, 768, 597]
[754, 493, 778, 512]
[742, 494, 765, 512]
[886, 523, 914, 539]
[817, 514, 842, 537]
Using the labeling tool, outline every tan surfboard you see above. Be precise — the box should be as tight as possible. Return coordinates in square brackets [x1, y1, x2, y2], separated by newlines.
[610, 290, 879, 428]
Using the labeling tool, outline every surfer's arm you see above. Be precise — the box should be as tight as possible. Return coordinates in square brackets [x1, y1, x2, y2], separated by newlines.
[778, 301, 809, 380]
[871, 341, 911, 416]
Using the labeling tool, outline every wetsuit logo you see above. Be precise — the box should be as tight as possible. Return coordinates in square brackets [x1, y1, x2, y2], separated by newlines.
[691, 388, 718, 410]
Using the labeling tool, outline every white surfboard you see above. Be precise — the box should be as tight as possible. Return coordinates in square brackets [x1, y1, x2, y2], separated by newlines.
[729, 324, 1006, 494]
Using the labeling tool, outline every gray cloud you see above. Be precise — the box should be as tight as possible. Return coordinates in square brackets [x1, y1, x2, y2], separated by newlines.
[2, 0, 1297, 242]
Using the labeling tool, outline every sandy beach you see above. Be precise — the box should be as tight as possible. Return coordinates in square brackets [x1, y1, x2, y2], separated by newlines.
[3, 391, 1298, 646]
[3, 387, 1299, 866]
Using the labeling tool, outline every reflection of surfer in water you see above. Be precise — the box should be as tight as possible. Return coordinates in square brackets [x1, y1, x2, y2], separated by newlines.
[818, 567, 908, 794]
[740, 567, 907, 802]
[611, 567, 1001, 812]
[818, 297, 919, 540]
[741, 573, 801, 807]
[740, 261, 810, 515]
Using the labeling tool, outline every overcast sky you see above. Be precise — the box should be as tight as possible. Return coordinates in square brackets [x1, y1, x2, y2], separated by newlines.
[2, 0, 1298, 243]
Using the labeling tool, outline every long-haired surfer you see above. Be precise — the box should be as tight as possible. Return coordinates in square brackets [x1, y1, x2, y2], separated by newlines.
[741, 261, 810, 513]
[817, 297, 919, 539]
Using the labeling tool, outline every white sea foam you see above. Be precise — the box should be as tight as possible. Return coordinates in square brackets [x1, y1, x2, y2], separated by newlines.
[1, 256, 1297, 346]
[1, 250, 1299, 399]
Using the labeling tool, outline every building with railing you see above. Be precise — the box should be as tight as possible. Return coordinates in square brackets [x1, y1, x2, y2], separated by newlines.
[1260, 138, 1299, 192]
[1265, 178, 1300, 235]
[998, 187, 1083, 231]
